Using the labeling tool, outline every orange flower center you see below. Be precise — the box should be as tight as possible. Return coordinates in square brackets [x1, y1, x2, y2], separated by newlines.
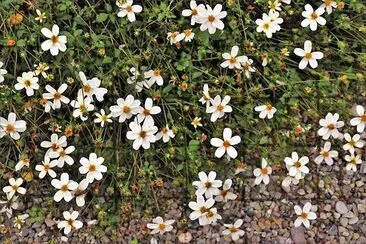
[153, 70, 160, 77]
[208, 15, 215, 22]
[12, 185, 18, 191]
[205, 182, 212, 188]
[123, 106, 131, 113]
[61, 185, 68, 192]
[223, 140, 231, 148]
[229, 226, 237, 233]
[217, 104, 224, 112]
[200, 207, 207, 214]
[83, 84, 92, 93]
[89, 164, 96, 172]
[324, 0, 332, 6]
[126, 6, 133, 12]
[51, 35, 59, 44]
[143, 109, 150, 116]
[139, 131, 147, 138]
[51, 143, 59, 151]
[162, 127, 168, 134]
[361, 115, 366, 122]
[158, 224, 165, 231]
[54, 92, 61, 100]
[184, 29, 192, 36]
[266, 104, 273, 111]
[24, 79, 31, 87]
[294, 161, 302, 168]
[60, 150, 66, 157]
[322, 151, 329, 157]
[311, 12, 318, 20]
[192, 9, 198, 16]
[305, 53, 313, 59]
[301, 212, 308, 219]
[44, 164, 50, 171]
[261, 167, 268, 174]
[5, 124, 14, 133]
[327, 124, 335, 130]
[67, 219, 74, 226]
[207, 210, 214, 218]
[229, 57, 237, 64]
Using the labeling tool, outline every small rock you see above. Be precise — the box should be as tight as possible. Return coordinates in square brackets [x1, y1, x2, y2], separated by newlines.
[291, 227, 306, 244]
[357, 204, 366, 213]
[323, 204, 332, 212]
[349, 216, 358, 225]
[336, 201, 348, 214]
[44, 218, 55, 227]
[297, 189, 306, 195]
[356, 181, 364, 187]
[340, 217, 348, 227]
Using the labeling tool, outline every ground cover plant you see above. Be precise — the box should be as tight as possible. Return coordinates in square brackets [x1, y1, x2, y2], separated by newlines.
[0, 0, 365, 243]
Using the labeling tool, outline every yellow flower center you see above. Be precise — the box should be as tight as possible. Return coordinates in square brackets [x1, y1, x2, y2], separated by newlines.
[261, 167, 268, 174]
[54, 92, 61, 100]
[217, 104, 224, 112]
[126, 6, 133, 12]
[305, 53, 313, 59]
[5, 124, 14, 133]
[83, 84, 92, 93]
[301, 212, 308, 219]
[200, 207, 207, 214]
[123, 106, 131, 113]
[322, 151, 329, 157]
[205, 182, 212, 188]
[229, 57, 237, 64]
[158, 223, 165, 231]
[51, 35, 59, 44]
[294, 161, 302, 168]
[61, 185, 68, 192]
[229, 226, 237, 233]
[223, 140, 231, 148]
[153, 70, 160, 77]
[89, 164, 96, 172]
[192, 9, 198, 16]
[327, 124, 335, 130]
[361, 115, 366, 122]
[208, 15, 215, 22]
[311, 12, 318, 20]
[24, 79, 31, 87]
[266, 104, 273, 111]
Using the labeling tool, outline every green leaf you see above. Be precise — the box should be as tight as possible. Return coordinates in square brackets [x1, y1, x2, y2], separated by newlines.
[96, 13, 109, 23]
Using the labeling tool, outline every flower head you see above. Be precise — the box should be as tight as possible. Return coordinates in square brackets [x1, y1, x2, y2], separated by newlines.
[206, 95, 232, 122]
[294, 202, 317, 228]
[57, 210, 83, 235]
[51, 173, 78, 202]
[0, 61, 7, 83]
[197, 4, 227, 34]
[253, 158, 272, 185]
[182, 1, 205, 25]
[116, 0, 142, 22]
[254, 104, 277, 119]
[350, 105, 366, 133]
[126, 118, 158, 150]
[94, 109, 112, 127]
[146, 217, 175, 235]
[314, 141, 338, 165]
[41, 24, 67, 56]
[284, 152, 309, 180]
[345, 153, 362, 172]
[40, 133, 67, 158]
[0, 113, 27, 140]
[42, 84, 70, 110]
[188, 196, 215, 226]
[79, 153, 107, 183]
[215, 179, 237, 202]
[192, 171, 222, 198]
[15, 71, 39, 96]
[110, 95, 141, 123]
[317, 113, 344, 140]
[35, 156, 58, 179]
[294, 40, 324, 69]
[301, 4, 326, 31]
[3, 178, 26, 199]
[222, 219, 245, 241]
[210, 128, 241, 159]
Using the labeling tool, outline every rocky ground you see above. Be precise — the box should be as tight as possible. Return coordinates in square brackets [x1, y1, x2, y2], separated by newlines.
[2, 158, 365, 244]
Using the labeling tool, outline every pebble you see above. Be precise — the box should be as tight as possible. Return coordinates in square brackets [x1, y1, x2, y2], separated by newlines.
[335, 201, 348, 214]
[348, 216, 358, 225]
[357, 204, 366, 213]
[290, 227, 306, 244]
[323, 204, 332, 212]
[339, 217, 348, 227]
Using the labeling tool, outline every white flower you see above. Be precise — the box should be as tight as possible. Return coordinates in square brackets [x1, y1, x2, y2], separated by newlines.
[126, 67, 144, 92]
[94, 109, 112, 127]
[0, 195, 18, 218]
[282, 0, 291, 4]
[314, 142, 338, 165]
[43, 84, 70, 110]
[345, 153, 362, 172]
[294, 202, 317, 228]
[220, 45, 247, 69]
[40, 133, 67, 158]
[215, 179, 237, 202]
[34, 63, 49, 78]
[350, 105, 366, 133]
[191, 117, 203, 128]
[222, 219, 245, 241]
[320, 0, 337, 14]
[255, 12, 283, 38]
[144, 69, 163, 87]
[204, 207, 222, 225]
[281, 175, 300, 188]
[182, 0, 205, 25]
[57, 211, 83, 235]
[40, 98, 53, 113]
[78, 71, 107, 102]
[0, 113, 27, 140]
[127, 119, 158, 150]
[343, 133, 364, 154]
[156, 126, 175, 143]
[188, 196, 215, 226]
[0, 61, 7, 83]
[35, 156, 58, 179]
[35, 9, 46, 23]
[137, 98, 161, 123]
[74, 179, 89, 207]
[268, 0, 281, 13]
[183, 29, 195, 42]
[79, 153, 107, 183]
[294, 40, 324, 69]
[15, 71, 39, 96]
[57, 146, 75, 167]
[192, 171, 222, 198]
[15, 157, 30, 171]
[13, 214, 29, 229]
[70, 95, 95, 121]
[116, 0, 142, 22]
[301, 4, 326, 31]
[317, 113, 344, 140]
[167, 32, 185, 45]
[146, 217, 175, 235]
[110, 95, 141, 123]
[253, 158, 272, 185]
[284, 152, 309, 180]
[241, 56, 256, 78]
[51, 173, 78, 202]
[3, 178, 26, 199]
[199, 84, 211, 108]
[210, 128, 241, 159]
[41, 24, 67, 56]
[198, 4, 227, 34]
[254, 104, 277, 119]
[206, 95, 232, 122]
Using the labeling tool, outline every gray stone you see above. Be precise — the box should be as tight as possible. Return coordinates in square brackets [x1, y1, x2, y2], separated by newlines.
[290, 227, 306, 244]
[340, 217, 348, 227]
[357, 204, 366, 213]
[336, 201, 349, 214]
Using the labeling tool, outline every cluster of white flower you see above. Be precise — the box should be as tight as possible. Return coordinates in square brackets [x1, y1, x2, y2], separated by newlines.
[315, 107, 365, 172]
[220, 45, 256, 78]
[182, 1, 227, 34]
[0, 113, 27, 140]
